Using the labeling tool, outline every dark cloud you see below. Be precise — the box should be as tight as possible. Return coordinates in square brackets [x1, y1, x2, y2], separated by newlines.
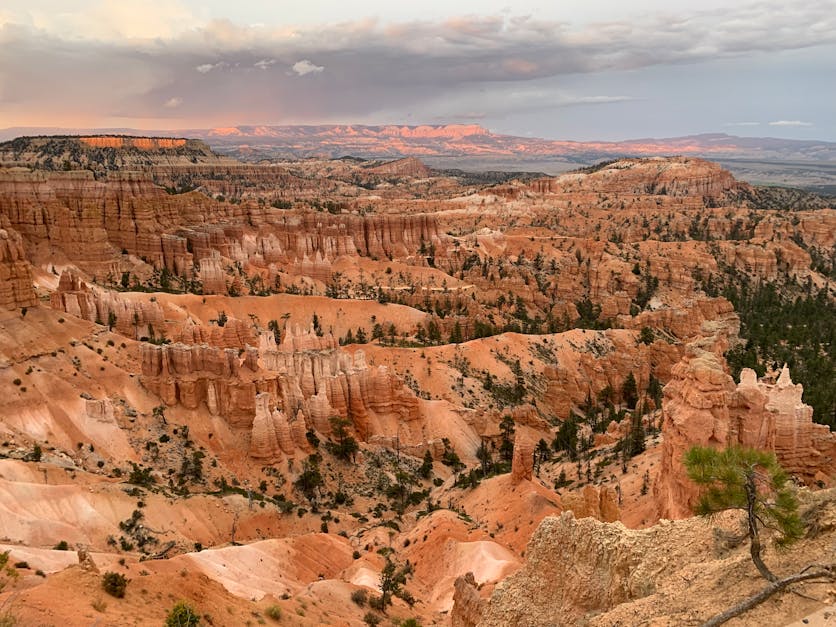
[0, 1, 833, 127]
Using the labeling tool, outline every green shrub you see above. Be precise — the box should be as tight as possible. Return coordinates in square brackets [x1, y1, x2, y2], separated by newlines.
[53, 540, 69, 551]
[165, 601, 200, 626]
[264, 604, 282, 620]
[351, 589, 368, 606]
[363, 612, 381, 626]
[102, 571, 128, 598]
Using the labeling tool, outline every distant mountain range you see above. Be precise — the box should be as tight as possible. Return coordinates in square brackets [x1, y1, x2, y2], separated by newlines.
[2, 124, 836, 192]
[2, 124, 835, 162]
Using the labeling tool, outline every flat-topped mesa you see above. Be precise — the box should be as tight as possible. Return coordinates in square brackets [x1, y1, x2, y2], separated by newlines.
[377, 124, 489, 139]
[0, 227, 36, 309]
[78, 136, 189, 150]
[531, 157, 745, 200]
[0, 135, 228, 170]
[656, 350, 836, 519]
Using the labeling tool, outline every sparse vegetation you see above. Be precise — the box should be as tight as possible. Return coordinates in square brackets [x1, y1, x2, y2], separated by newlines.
[165, 601, 201, 626]
[102, 571, 129, 598]
[264, 604, 282, 621]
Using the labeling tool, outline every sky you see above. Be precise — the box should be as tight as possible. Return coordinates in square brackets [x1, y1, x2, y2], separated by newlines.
[1, 0, 834, 141]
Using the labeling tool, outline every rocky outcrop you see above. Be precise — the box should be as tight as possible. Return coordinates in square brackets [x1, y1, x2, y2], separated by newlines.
[260, 212, 445, 263]
[451, 572, 487, 627]
[0, 169, 242, 272]
[560, 485, 620, 523]
[0, 227, 36, 309]
[198, 252, 228, 295]
[542, 330, 682, 419]
[140, 342, 262, 427]
[173, 316, 254, 349]
[140, 324, 422, 443]
[472, 511, 711, 626]
[260, 327, 422, 440]
[734, 366, 836, 483]
[620, 297, 739, 345]
[0, 165, 449, 296]
[366, 157, 431, 178]
[249, 392, 309, 462]
[50, 270, 165, 337]
[510, 432, 534, 483]
[534, 157, 744, 200]
[656, 351, 836, 519]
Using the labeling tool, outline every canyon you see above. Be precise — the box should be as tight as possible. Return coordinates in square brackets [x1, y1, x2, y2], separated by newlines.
[0, 134, 833, 626]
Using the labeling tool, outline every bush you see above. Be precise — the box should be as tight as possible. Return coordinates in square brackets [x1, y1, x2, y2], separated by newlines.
[363, 612, 381, 626]
[53, 540, 69, 551]
[264, 604, 282, 620]
[351, 589, 368, 606]
[165, 601, 200, 626]
[102, 571, 128, 598]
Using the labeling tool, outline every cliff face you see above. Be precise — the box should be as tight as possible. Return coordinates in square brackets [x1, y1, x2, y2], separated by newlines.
[0, 227, 36, 309]
[541, 331, 683, 418]
[0, 169, 242, 270]
[656, 352, 836, 519]
[50, 270, 165, 337]
[139, 324, 423, 455]
[249, 392, 310, 462]
[0, 168, 447, 294]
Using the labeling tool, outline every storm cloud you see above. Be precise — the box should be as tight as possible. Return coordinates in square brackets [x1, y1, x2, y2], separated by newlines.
[0, 1, 833, 137]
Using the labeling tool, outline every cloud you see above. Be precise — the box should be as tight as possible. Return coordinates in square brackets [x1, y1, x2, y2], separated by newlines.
[254, 58, 276, 70]
[196, 62, 226, 74]
[291, 59, 324, 76]
[164, 97, 182, 108]
[0, 1, 833, 128]
[768, 120, 813, 127]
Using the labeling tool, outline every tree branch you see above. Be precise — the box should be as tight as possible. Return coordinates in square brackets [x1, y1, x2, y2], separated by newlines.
[701, 566, 835, 627]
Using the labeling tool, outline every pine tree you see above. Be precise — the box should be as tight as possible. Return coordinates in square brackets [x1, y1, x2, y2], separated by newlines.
[621, 372, 638, 408]
[684, 446, 803, 582]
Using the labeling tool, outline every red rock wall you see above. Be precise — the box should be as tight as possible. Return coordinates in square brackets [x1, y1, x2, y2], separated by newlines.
[656, 351, 836, 519]
[0, 227, 37, 309]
